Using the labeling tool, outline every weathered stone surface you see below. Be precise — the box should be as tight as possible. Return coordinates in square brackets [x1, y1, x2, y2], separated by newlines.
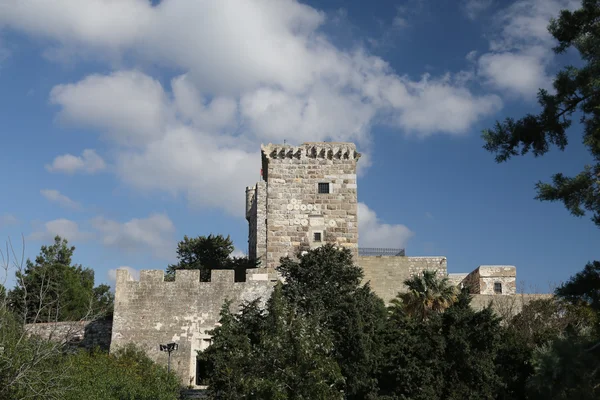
[358, 256, 448, 304]
[110, 268, 273, 386]
[462, 265, 516, 295]
[247, 142, 360, 272]
[24, 319, 112, 351]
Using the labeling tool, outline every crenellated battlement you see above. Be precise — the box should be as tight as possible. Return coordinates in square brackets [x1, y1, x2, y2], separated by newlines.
[261, 142, 361, 161]
[119, 268, 240, 284]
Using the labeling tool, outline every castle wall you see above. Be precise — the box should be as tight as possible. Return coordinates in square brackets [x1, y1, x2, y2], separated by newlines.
[470, 293, 552, 318]
[358, 256, 448, 304]
[261, 143, 360, 271]
[111, 268, 273, 386]
[24, 319, 113, 351]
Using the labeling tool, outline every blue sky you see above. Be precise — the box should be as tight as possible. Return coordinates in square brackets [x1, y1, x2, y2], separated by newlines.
[0, 0, 596, 292]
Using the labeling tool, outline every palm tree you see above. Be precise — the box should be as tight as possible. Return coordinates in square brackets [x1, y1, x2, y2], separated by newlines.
[397, 270, 458, 320]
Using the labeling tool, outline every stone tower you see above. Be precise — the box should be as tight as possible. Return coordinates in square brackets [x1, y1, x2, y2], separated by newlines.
[246, 142, 361, 275]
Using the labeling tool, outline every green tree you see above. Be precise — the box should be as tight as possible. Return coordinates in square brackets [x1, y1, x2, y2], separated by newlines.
[440, 299, 504, 400]
[278, 244, 387, 399]
[0, 306, 67, 400]
[399, 270, 457, 321]
[91, 284, 115, 318]
[556, 260, 600, 315]
[378, 290, 505, 400]
[482, 0, 600, 227]
[199, 285, 344, 400]
[166, 234, 257, 282]
[377, 303, 445, 400]
[7, 236, 99, 322]
[63, 344, 181, 400]
[527, 336, 600, 400]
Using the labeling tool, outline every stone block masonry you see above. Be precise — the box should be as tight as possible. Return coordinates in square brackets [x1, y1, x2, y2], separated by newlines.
[110, 268, 273, 386]
[248, 142, 361, 272]
[358, 256, 448, 304]
[24, 319, 113, 351]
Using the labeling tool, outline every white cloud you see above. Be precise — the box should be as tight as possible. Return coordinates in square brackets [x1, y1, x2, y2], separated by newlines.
[28, 219, 92, 242]
[358, 203, 414, 249]
[2, 0, 504, 216]
[90, 213, 176, 260]
[50, 71, 168, 145]
[40, 189, 82, 211]
[231, 249, 247, 258]
[0, 214, 18, 228]
[425, 212, 434, 220]
[108, 266, 140, 288]
[45, 149, 106, 175]
[462, 0, 494, 20]
[476, 0, 580, 98]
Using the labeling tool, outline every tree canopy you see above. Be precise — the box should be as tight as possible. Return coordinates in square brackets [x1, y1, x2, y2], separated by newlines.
[166, 234, 258, 282]
[482, 0, 600, 227]
[7, 236, 113, 323]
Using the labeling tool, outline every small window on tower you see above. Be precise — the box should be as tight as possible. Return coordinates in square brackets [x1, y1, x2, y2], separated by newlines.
[494, 282, 502, 294]
[318, 183, 330, 194]
[313, 232, 322, 242]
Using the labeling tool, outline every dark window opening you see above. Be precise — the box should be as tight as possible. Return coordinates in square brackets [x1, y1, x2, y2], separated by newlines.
[234, 267, 246, 282]
[494, 282, 502, 294]
[314, 232, 322, 242]
[200, 269, 211, 282]
[318, 183, 330, 194]
[196, 358, 210, 386]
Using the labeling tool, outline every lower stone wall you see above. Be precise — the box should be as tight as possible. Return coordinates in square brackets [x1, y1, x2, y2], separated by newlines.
[471, 293, 553, 319]
[358, 256, 448, 304]
[24, 319, 113, 351]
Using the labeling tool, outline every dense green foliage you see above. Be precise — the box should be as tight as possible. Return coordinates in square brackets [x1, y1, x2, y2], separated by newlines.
[64, 345, 180, 400]
[396, 270, 457, 320]
[0, 312, 181, 400]
[7, 236, 114, 323]
[166, 234, 258, 281]
[199, 244, 599, 399]
[483, 0, 600, 227]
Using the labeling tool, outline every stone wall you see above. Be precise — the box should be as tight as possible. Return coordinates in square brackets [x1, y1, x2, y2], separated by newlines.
[246, 181, 267, 265]
[358, 256, 448, 304]
[24, 319, 113, 351]
[111, 268, 273, 387]
[259, 143, 360, 271]
[470, 293, 553, 318]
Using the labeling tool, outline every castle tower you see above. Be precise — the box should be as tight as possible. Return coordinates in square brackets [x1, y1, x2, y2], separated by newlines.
[246, 142, 361, 274]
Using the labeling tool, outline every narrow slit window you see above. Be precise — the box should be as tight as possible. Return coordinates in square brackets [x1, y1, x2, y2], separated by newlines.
[318, 183, 330, 194]
[494, 282, 502, 294]
[314, 232, 322, 242]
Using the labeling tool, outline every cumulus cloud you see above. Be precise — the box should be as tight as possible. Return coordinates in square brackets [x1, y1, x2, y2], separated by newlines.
[462, 0, 494, 20]
[2, 0, 504, 215]
[40, 189, 82, 211]
[28, 219, 92, 242]
[358, 203, 414, 248]
[45, 149, 106, 175]
[475, 0, 579, 98]
[90, 213, 176, 260]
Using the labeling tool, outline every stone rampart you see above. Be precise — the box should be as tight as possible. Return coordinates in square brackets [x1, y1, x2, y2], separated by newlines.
[470, 293, 553, 319]
[111, 268, 273, 386]
[24, 319, 113, 351]
[358, 256, 448, 304]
